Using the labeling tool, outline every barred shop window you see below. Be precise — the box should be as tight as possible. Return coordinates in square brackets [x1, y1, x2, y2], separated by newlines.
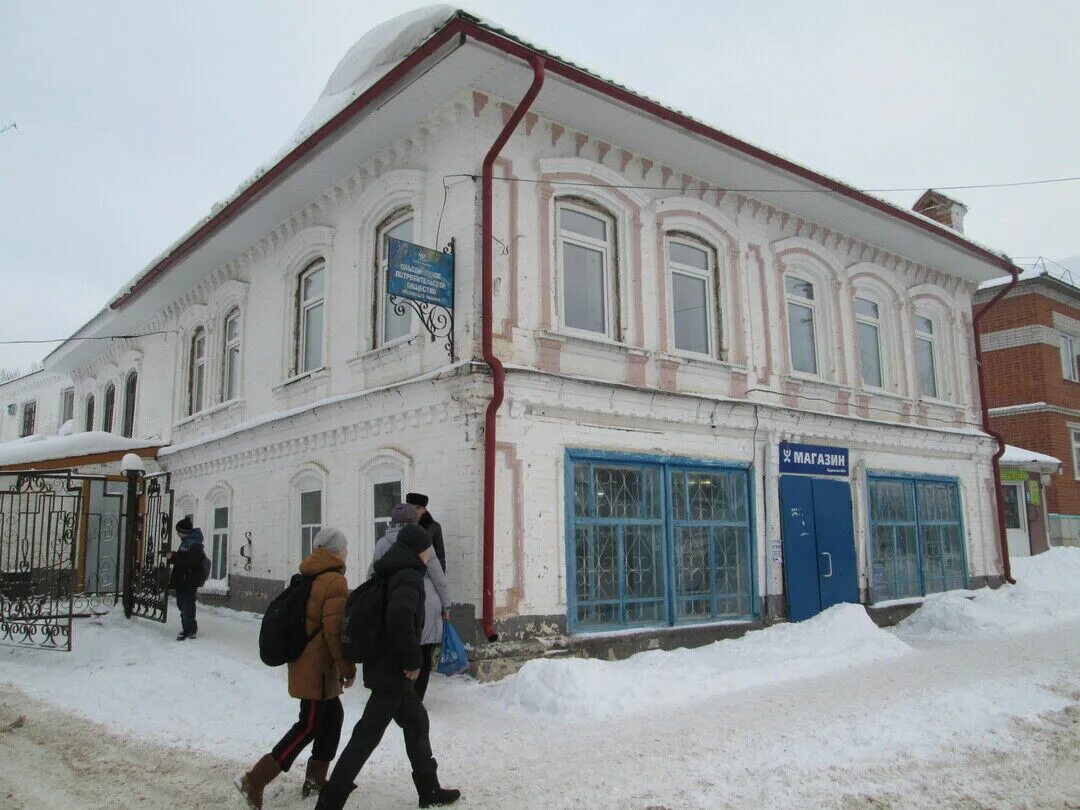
[121, 371, 138, 438]
[667, 234, 719, 357]
[188, 327, 206, 415]
[102, 383, 116, 432]
[297, 260, 325, 373]
[222, 308, 242, 401]
[19, 401, 36, 437]
[375, 210, 414, 346]
[785, 276, 819, 375]
[557, 199, 617, 337]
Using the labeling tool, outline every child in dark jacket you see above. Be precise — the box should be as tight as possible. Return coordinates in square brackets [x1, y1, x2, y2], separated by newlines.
[168, 517, 204, 641]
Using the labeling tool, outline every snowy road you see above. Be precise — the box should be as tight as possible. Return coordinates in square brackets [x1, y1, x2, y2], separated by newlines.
[1, 551, 1079, 809]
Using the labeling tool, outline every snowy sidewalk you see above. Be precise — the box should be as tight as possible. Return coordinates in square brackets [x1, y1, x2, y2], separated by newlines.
[1, 550, 1078, 808]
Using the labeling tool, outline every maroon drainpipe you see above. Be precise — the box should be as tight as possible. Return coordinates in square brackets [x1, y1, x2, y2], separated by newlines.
[481, 56, 546, 642]
[973, 268, 1021, 585]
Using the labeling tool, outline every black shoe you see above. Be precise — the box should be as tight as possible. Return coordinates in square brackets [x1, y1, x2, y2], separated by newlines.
[412, 770, 461, 808]
[186, 632, 197, 640]
[176, 632, 187, 641]
[314, 781, 356, 810]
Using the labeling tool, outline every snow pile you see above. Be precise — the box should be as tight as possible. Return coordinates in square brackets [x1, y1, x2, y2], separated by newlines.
[1000, 443, 1061, 469]
[501, 603, 911, 717]
[291, 5, 456, 145]
[0, 430, 160, 468]
[896, 547, 1080, 640]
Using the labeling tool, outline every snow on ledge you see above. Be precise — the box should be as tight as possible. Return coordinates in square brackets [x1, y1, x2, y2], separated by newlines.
[0, 432, 161, 469]
[1000, 443, 1061, 471]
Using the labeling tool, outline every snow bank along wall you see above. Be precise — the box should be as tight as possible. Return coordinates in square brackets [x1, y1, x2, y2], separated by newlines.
[2, 17, 1008, 673]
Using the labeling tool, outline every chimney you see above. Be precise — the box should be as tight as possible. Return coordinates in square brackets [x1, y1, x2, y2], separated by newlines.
[913, 189, 968, 233]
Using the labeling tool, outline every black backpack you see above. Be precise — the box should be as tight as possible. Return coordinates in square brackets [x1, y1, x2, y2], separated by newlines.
[341, 574, 388, 664]
[259, 573, 323, 667]
[196, 551, 212, 588]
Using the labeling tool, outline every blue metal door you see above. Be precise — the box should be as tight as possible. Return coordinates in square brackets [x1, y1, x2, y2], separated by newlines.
[779, 475, 821, 622]
[810, 478, 859, 610]
[780, 475, 858, 621]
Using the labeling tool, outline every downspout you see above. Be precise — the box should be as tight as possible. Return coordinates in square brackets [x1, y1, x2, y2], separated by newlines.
[481, 55, 545, 641]
[972, 267, 1020, 585]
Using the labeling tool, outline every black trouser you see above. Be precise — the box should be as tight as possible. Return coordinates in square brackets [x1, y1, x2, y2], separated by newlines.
[326, 682, 436, 789]
[415, 643, 438, 701]
[175, 586, 197, 635]
[271, 697, 345, 772]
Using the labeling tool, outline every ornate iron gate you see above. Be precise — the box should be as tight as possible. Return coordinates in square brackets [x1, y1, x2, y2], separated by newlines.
[0, 469, 174, 651]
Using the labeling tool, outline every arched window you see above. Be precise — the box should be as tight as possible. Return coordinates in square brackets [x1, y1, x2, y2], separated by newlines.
[556, 199, 617, 337]
[855, 297, 884, 389]
[102, 383, 116, 433]
[297, 260, 326, 374]
[375, 210, 414, 346]
[221, 308, 242, 401]
[666, 233, 719, 357]
[785, 275, 819, 375]
[121, 371, 138, 438]
[293, 469, 325, 561]
[188, 327, 206, 415]
[84, 395, 95, 433]
[209, 491, 230, 582]
[914, 314, 938, 398]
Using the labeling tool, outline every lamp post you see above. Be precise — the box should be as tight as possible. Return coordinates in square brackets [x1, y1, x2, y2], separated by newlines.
[121, 453, 145, 618]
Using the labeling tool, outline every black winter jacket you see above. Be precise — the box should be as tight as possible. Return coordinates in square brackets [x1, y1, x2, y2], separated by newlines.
[363, 541, 427, 691]
[168, 529, 205, 591]
[419, 512, 446, 573]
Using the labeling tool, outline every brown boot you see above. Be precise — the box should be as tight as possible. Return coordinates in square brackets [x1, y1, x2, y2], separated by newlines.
[234, 754, 281, 809]
[302, 759, 330, 798]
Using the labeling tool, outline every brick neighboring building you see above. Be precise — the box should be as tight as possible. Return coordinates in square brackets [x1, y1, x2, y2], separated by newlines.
[974, 266, 1080, 546]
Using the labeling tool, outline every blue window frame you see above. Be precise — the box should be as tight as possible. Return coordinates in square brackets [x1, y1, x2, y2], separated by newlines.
[867, 473, 967, 602]
[566, 450, 755, 632]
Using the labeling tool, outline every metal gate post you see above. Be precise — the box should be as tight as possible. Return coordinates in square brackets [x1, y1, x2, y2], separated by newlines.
[121, 455, 145, 618]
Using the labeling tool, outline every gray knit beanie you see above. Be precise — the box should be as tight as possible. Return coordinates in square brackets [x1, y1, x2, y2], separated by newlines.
[312, 527, 348, 556]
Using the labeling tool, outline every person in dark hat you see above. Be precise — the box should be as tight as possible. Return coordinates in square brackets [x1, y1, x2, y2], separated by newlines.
[167, 517, 206, 641]
[316, 524, 461, 809]
[405, 493, 445, 573]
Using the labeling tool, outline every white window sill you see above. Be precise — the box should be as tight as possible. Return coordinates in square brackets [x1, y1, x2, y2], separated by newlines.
[916, 395, 956, 408]
[347, 333, 420, 367]
[174, 398, 246, 429]
[667, 351, 744, 372]
[786, 372, 846, 390]
[540, 329, 634, 353]
[200, 578, 229, 595]
[273, 367, 329, 394]
[856, 386, 910, 403]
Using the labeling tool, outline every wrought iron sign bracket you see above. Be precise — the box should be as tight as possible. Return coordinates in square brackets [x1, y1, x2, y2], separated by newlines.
[240, 531, 253, 572]
[388, 238, 456, 361]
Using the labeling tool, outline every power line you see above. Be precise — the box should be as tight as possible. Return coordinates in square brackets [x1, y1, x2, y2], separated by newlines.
[444, 172, 1080, 195]
[0, 330, 174, 346]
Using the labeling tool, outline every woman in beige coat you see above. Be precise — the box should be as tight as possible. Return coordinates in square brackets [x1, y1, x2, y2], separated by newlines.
[236, 528, 357, 809]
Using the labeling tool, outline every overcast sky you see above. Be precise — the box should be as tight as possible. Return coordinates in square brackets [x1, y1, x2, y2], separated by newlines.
[2, 0, 1078, 371]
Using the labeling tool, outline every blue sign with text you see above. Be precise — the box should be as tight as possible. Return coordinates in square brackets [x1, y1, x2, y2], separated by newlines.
[779, 441, 849, 477]
[387, 237, 454, 309]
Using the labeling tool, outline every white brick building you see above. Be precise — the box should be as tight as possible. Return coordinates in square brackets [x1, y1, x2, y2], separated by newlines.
[2, 9, 1020, 669]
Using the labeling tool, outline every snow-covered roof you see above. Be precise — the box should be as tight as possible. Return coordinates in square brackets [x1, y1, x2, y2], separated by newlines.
[0, 432, 162, 471]
[979, 256, 1080, 292]
[1000, 444, 1062, 473]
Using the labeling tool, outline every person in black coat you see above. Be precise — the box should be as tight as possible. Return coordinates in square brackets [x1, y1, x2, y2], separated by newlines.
[315, 525, 460, 810]
[167, 517, 204, 641]
[406, 492, 445, 573]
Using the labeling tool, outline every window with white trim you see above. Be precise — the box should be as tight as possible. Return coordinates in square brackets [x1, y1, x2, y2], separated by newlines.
[84, 395, 95, 432]
[297, 260, 326, 374]
[60, 388, 75, 425]
[855, 297, 884, 388]
[376, 211, 414, 346]
[914, 315, 938, 398]
[785, 276, 818, 375]
[121, 371, 138, 438]
[1061, 334, 1078, 382]
[557, 200, 616, 337]
[210, 503, 229, 581]
[299, 487, 322, 560]
[188, 327, 206, 415]
[1072, 428, 1080, 480]
[102, 383, 116, 432]
[373, 479, 402, 542]
[667, 235, 718, 356]
[222, 308, 242, 401]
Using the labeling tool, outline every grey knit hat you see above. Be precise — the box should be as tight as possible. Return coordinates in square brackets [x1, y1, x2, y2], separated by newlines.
[390, 503, 419, 525]
[312, 527, 348, 556]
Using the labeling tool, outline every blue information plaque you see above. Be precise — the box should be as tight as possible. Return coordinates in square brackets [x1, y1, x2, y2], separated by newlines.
[387, 237, 454, 308]
[779, 441, 849, 477]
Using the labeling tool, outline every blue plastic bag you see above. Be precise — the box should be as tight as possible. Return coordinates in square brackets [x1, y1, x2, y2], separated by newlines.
[437, 621, 469, 676]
